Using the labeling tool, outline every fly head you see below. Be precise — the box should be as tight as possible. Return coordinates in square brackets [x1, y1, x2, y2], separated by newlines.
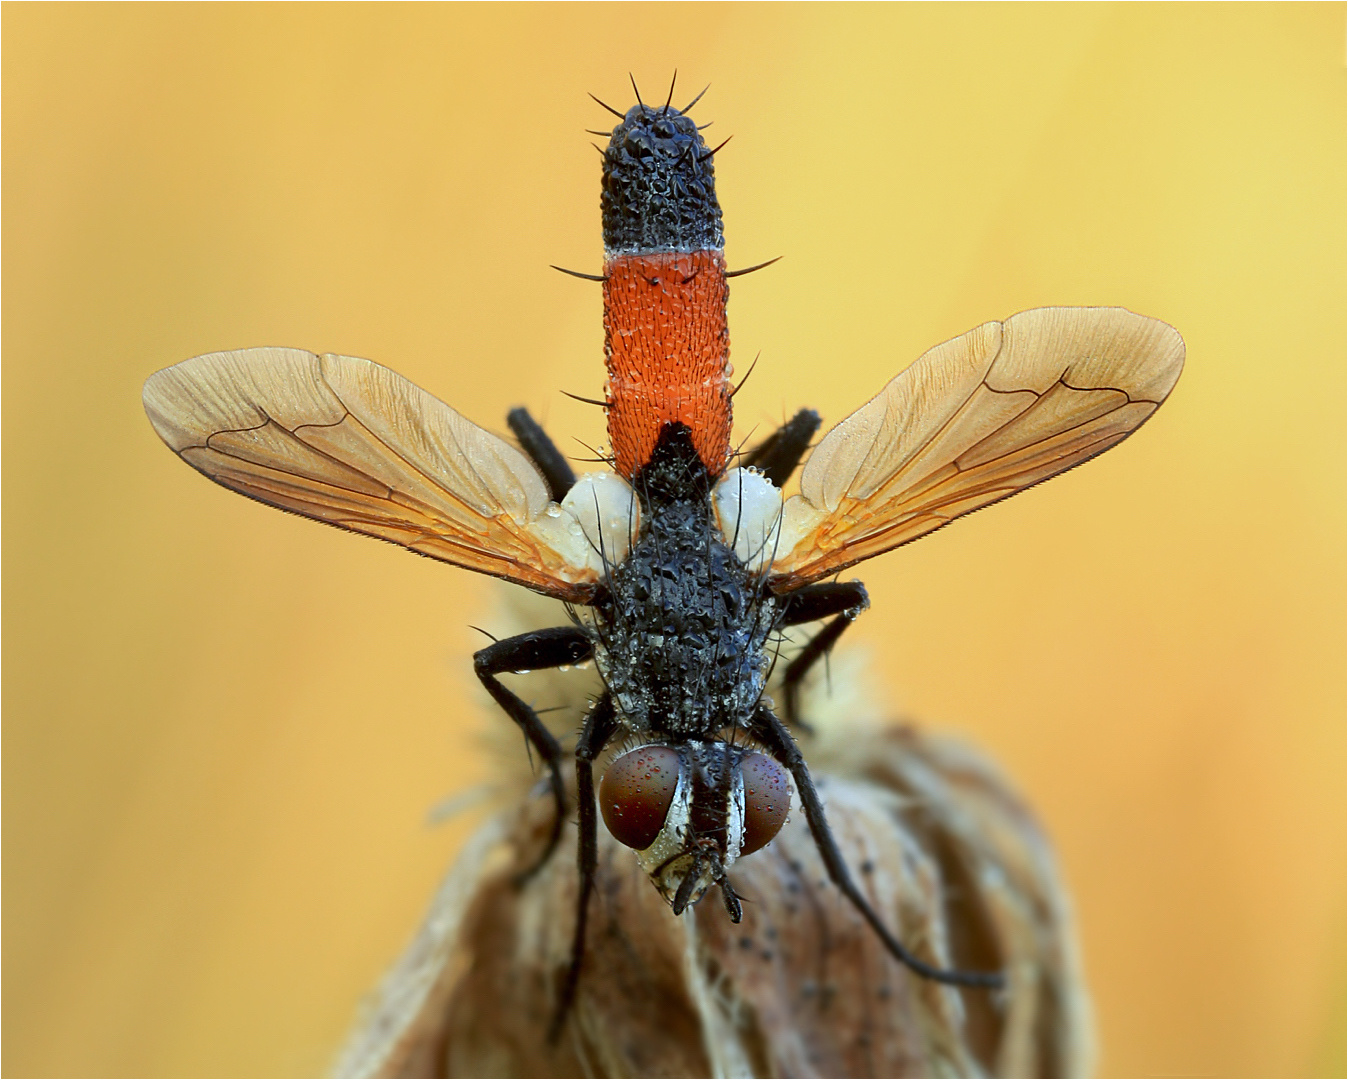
[598, 740, 792, 918]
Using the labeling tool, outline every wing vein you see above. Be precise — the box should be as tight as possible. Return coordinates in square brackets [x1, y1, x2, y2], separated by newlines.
[771, 308, 1184, 589]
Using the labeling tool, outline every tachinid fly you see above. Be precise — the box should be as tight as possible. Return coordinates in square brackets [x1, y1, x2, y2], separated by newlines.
[142, 77, 1184, 1030]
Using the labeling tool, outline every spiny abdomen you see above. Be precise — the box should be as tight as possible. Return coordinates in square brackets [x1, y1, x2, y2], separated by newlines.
[600, 101, 731, 480]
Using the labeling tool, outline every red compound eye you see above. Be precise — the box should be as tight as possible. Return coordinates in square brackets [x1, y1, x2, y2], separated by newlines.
[739, 753, 792, 855]
[599, 745, 681, 851]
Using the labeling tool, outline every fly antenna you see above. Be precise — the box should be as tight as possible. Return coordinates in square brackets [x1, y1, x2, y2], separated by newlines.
[588, 92, 625, 120]
[551, 265, 607, 282]
[661, 70, 677, 116]
[468, 625, 499, 643]
[681, 84, 710, 114]
[629, 73, 645, 110]
[725, 256, 783, 279]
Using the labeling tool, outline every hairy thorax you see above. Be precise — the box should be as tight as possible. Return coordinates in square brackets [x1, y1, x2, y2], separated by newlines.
[593, 498, 778, 738]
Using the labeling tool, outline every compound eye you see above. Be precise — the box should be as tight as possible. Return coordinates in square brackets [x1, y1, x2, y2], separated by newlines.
[599, 745, 681, 850]
[739, 753, 792, 855]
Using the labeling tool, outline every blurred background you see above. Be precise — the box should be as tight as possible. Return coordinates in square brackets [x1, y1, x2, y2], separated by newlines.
[4, 5, 1343, 1076]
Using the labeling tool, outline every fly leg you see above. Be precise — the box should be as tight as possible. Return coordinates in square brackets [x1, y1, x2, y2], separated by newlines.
[747, 703, 1004, 989]
[507, 406, 577, 501]
[474, 626, 592, 881]
[776, 580, 870, 731]
[552, 691, 619, 1040]
[741, 408, 820, 487]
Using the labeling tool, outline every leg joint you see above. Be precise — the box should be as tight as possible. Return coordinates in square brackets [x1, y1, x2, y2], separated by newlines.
[474, 626, 592, 678]
[778, 579, 870, 628]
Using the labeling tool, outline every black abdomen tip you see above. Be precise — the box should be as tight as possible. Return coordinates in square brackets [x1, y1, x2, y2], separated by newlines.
[601, 104, 724, 256]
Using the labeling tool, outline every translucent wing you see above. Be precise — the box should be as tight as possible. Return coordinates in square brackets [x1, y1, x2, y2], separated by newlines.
[143, 348, 634, 601]
[770, 307, 1184, 590]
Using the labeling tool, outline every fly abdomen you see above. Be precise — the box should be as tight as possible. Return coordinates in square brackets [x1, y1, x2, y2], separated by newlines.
[600, 101, 731, 480]
[601, 99, 723, 255]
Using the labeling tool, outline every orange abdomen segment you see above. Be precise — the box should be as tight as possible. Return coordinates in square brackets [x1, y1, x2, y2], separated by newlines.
[603, 250, 731, 478]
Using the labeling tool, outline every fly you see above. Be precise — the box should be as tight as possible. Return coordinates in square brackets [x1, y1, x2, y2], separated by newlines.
[142, 78, 1184, 1032]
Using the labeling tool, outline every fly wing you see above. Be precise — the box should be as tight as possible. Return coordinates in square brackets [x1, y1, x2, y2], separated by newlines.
[143, 348, 610, 601]
[769, 308, 1184, 590]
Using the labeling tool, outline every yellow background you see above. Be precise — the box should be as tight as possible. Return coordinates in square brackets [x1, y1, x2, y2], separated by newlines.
[5, 4, 1343, 1076]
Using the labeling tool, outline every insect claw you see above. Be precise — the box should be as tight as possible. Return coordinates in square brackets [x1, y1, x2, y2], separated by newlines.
[720, 877, 743, 922]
